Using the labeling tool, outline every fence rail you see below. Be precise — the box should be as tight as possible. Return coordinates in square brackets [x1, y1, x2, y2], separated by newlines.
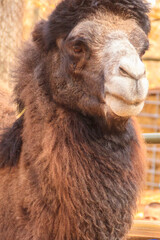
[128, 220, 160, 239]
[143, 133, 160, 144]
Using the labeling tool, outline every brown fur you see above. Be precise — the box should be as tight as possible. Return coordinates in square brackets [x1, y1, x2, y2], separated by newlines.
[0, 1, 149, 239]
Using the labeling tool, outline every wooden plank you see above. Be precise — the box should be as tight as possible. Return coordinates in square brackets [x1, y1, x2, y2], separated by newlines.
[128, 220, 160, 238]
[143, 133, 160, 144]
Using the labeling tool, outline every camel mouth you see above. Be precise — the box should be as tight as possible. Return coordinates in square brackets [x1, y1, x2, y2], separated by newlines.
[105, 92, 144, 106]
[104, 92, 145, 117]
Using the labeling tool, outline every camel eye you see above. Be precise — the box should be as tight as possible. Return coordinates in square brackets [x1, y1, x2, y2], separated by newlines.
[73, 45, 83, 54]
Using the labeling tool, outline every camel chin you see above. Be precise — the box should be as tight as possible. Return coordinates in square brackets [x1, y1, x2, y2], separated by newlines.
[105, 94, 145, 117]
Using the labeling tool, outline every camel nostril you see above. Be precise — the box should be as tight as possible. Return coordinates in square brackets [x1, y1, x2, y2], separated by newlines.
[119, 55, 146, 80]
[119, 67, 130, 78]
[119, 64, 146, 80]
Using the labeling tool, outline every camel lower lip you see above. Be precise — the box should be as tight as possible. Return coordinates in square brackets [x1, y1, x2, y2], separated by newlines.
[105, 93, 143, 106]
[104, 93, 145, 117]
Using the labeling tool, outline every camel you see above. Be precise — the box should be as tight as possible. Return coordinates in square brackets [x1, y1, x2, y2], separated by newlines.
[0, 0, 150, 239]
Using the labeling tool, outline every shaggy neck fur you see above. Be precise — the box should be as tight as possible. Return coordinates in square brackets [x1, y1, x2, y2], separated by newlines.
[19, 103, 145, 240]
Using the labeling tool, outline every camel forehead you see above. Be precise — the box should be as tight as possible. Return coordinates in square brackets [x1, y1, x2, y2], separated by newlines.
[69, 10, 140, 39]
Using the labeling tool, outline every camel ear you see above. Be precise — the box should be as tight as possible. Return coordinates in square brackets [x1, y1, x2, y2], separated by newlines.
[32, 20, 47, 50]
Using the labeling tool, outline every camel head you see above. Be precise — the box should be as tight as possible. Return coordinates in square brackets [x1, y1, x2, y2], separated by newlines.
[32, 0, 150, 120]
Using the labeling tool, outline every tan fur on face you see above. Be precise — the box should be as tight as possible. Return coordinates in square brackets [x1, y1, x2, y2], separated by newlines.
[103, 34, 148, 116]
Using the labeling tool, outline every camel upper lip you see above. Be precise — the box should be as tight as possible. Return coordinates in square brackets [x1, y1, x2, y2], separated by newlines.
[105, 92, 145, 106]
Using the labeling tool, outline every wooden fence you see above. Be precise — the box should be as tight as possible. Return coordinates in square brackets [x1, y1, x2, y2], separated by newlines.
[128, 220, 160, 239]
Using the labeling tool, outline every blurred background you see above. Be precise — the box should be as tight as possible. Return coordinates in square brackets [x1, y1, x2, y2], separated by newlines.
[0, 0, 160, 228]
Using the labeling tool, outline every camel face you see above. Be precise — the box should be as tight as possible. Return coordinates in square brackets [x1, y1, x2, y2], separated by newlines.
[103, 31, 148, 117]
[58, 10, 149, 118]
[104, 28, 148, 117]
